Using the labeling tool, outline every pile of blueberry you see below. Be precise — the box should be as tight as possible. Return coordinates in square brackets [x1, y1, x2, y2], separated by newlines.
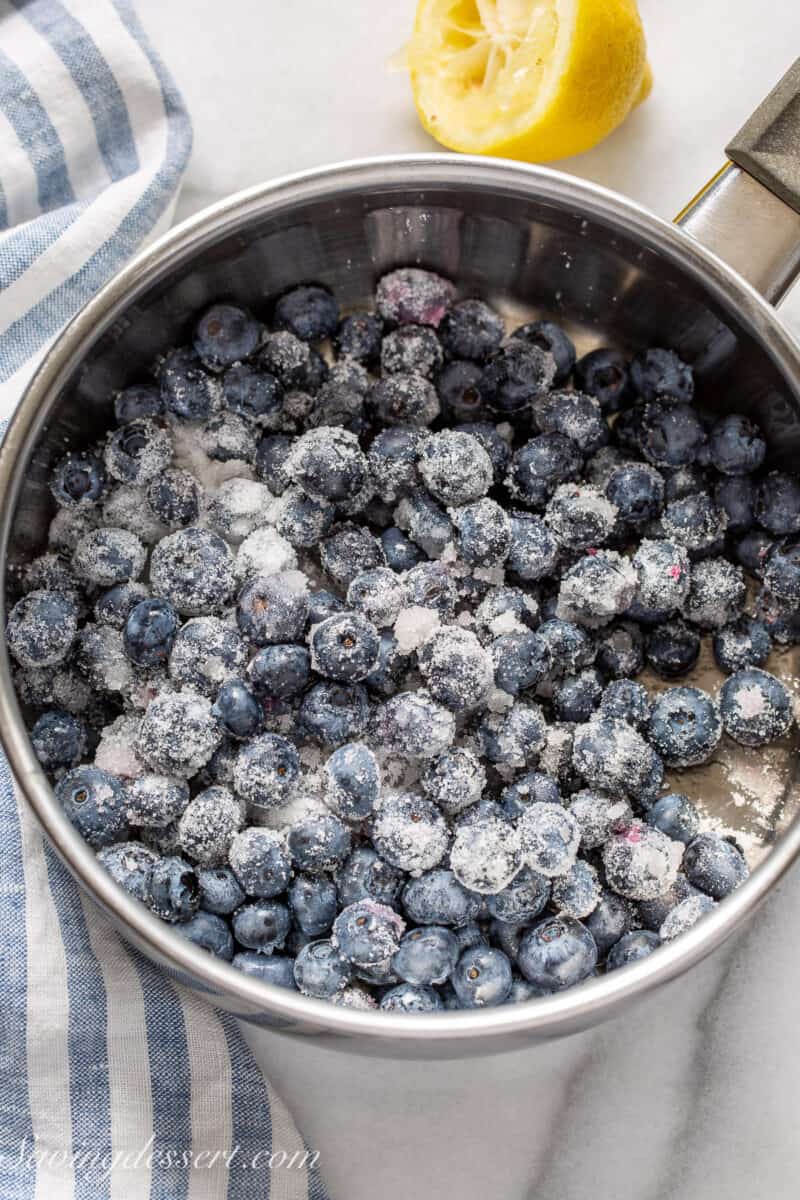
[7, 266, 800, 1014]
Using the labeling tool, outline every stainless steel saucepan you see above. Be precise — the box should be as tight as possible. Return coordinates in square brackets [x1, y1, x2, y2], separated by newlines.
[1, 60, 799, 1058]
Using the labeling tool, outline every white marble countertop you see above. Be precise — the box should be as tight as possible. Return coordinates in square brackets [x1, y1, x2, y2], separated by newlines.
[137, 3, 800, 1196]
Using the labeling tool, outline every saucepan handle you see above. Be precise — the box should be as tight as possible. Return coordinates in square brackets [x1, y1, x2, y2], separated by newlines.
[676, 57, 800, 304]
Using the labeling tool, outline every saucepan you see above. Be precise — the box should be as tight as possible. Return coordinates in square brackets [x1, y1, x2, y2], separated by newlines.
[1, 59, 799, 1058]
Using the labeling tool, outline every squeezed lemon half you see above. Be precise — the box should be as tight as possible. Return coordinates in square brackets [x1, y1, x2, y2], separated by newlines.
[407, 0, 651, 161]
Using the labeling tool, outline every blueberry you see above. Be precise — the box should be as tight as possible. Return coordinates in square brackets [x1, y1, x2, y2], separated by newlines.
[105, 419, 172, 485]
[372, 792, 450, 874]
[55, 763, 130, 849]
[599, 678, 650, 729]
[572, 717, 664, 802]
[435, 360, 486, 422]
[211, 680, 264, 740]
[683, 833, 749, 899]
[418, 430, 494, 507]
[660, 492, 727, 558]
[452, 498, 512, 567]
[659, 893, 716, 941]
[123, 598, 178, 667]
[299, 681, 369, 745]
[714, 475, 754, 534]
[371, 691, 455, 760]
[606, 463, 665, 528]
[114, 384, 163, 425]
[159, 347, 219, 421]
[253, 434, 292, 494]
[337, 847, 404, 909]
[147, 855, 200, 923]
[478, 341, 554, 414]
[286, 426, 368, 504]
[258, 330, 328, 392]
[683, 558, 746, 630]
[30, 709, 91, 774]
[646, 793, 700, 845]
[320, 523, 386, 589]
[512, 319, 576, 385]
[636, 874, 699, 931]
[392, 926, 460, 987]
[537, 619, 596, 676]
[475, 585, 539, 636]
[138, 692, 222, 778]
[755, 471, 800, 536]
[478, 702, 546, 769]
[506, 433, 581, 508]
[229, 827, 292, 898]
[380, 984, 443, 1012]
[394, 489, 454, 557]
[584, 891, 635, 957]
[455, 421, 512, 485]
[647, 686, 722, 768]
[450, 812, 522, 894]
[294, 940, 352, 997]
[552, 860, 601, 919]
[179, 911, 234, 960]
[568, 788, 632, 849]
[369, 372, 440, 427]
[247, 645, 310, 701]
[311, 612, 381, 683]
[438, 299, 504, 362]
[94, 580, 149, 628]
[712, 618, 772, 674]
[552, 668, 604, 723]
[367, 425, 429, 503]
[289, 874, 339, 936]
[517, 917, 597, 991]
[630, 348, 694, 404]
[418, 749, 484, 819]
[535, 390, 608, 456]
[519, 803, 580, 878]
[645, 619, 700, 678]
[500, 771, 561, 819]
[763, 536, 800, 604]
[418, 627, 494, 711]
[150, 527, 235, 617]
[97, 842, 158, 902]
[325, 742, 381, 822]
[602, 821, 679, 901]
[452, 946, 513, 1007]
[274, 284, 339, 342]
[332, 899, 405, 967]
[555, 551, 638, 627]
[73, 527, 146, 588]
[486, 866, 550, 923]
[380, 526, 424, 571]
[288, 813, 352, 873]
[222, 362, 283, 425]
[401, 869, 482, 927]
[639, 403, 706, 469]
[595, 622, 645, 679]
[146, 468, 202, 528]
[126, 774, 190, 829]
[233, 734, 299, 813]
[505, 511, 560, 581]
[573, 348, 630, 412]
[333, 312, 384, 364]
[233, 900, 291, 953]
[605, 929, 660, 970]
[51, 450, 107, 508]
[197, 866, 246, 914]
[233, 951, 297, 989]
[6, 590, 78, 669]
[193, 303, 261, 369]
[707, 414, 766, 475]
[237, 573, 308, 644]
[735, 528, 774, 577]
[719, 667, 794, 746]
[346, 569, 406, 630]
[381, 324, 444, 379]
[489, 631, 550, 696]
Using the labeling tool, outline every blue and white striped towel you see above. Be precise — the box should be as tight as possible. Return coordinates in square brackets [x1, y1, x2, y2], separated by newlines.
[0, 4, 328, 1197]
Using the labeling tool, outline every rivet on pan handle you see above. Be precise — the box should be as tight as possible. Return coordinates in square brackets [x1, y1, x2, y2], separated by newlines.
[676, 57, 800, 305]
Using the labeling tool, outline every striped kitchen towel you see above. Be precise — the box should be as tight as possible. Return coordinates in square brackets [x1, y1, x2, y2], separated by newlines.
[0, 4, 328, 1198]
